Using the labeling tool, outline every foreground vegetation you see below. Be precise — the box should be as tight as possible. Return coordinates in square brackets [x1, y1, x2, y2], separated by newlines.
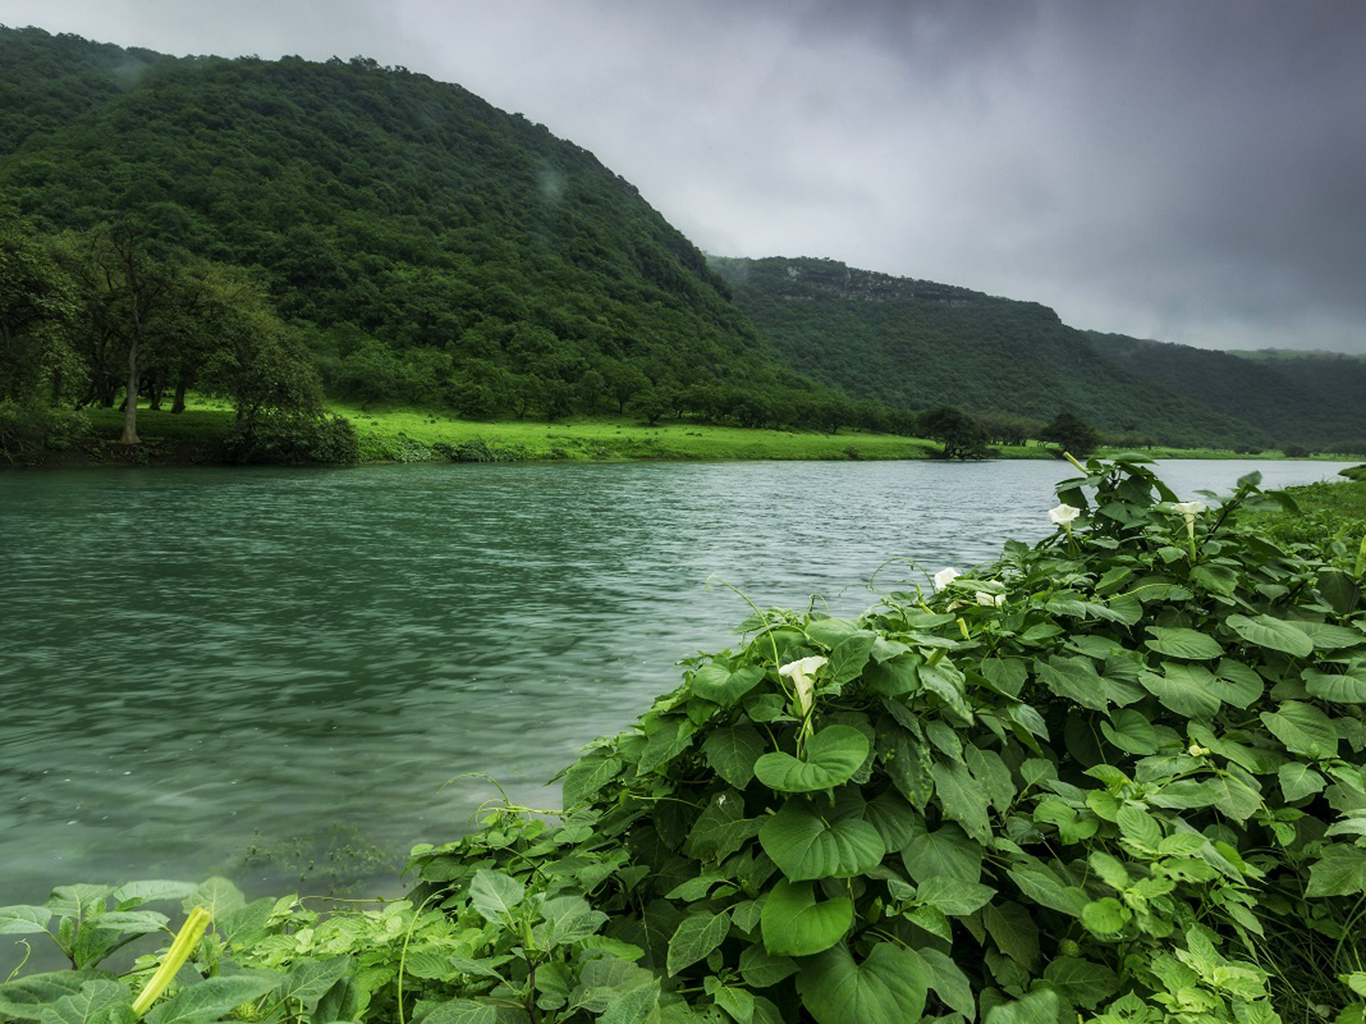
[4, 457, 1366, 1024]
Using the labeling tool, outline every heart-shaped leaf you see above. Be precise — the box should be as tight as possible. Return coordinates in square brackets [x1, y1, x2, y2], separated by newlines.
[754, 725, 869, 793]
[759, 798, 885, 880]
[797, 942, 929, 1024]
[760, 878, 852, 956]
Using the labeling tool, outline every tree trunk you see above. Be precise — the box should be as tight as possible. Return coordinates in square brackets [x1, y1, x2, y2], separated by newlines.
[120, 337, 140, 444]
[171, 376, 188, 414]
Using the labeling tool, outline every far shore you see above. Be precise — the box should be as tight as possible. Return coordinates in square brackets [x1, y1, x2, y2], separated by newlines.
[4, 402, 1363, 470]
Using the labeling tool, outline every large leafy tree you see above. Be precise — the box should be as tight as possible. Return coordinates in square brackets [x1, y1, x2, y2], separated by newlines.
[0, 205, 78, 403]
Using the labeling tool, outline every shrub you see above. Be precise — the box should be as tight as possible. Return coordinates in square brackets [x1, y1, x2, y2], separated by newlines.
[223, 412, 359, 465]
[0, 400, 91, 457]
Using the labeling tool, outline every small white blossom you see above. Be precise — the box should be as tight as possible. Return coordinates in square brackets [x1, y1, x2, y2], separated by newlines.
[1172, 500, 1206, 520]
[779, 656, 827, 717]
[1048, 503, 1082, 526]
[976, 591, 1005, 607]
[932, 567, 961, 591]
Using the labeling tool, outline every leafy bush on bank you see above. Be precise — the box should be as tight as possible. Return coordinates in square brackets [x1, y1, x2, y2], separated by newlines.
[4, 457, 1366, 1024]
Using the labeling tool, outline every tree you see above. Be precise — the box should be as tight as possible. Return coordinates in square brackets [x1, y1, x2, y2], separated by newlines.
[0, 206, 78, 404]
[918, 406, 988, 459]
[1040, 411, 1100, 457]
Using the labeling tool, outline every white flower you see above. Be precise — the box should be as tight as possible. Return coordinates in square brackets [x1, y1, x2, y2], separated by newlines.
[976, 591, 1005, 607]
[932, 567, 961, 591]
[1048, 503, 1082, 526]
[1172, 500, 1206, 522]
[779, 656, 827, 717]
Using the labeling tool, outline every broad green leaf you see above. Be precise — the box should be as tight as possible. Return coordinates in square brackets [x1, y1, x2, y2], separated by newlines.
[920, 661, 973, 722]
[561, 749, 622, 808]
[983, 989, 1061, 1024]
[1289, 621, 1366, 650]
[682, 790, 761, 862]
[0, 905, 52, 935]
[277, 956, 353, 1010]
[691, 664, 765, 707]
[1005, 859, 1087, 917]
[806, 618, 863, 648]
[666, 910, 730, 976]
[916, 947, 975, 1020]
[183, 878, 244, 917]
[469, 869, 525, 923]
[902, 824, 982, 884]
[1081, 898, 1131, 936]
[108, 881, 197, 909]
[981, 657, 1028, 698]
[637, 717, 698, 775]
[1226, 614, 1315, 658]
[754, 726, 869, 793]
[760, 878, 852, 956]
[1100, 709, 1158, 754]
[797, 942, 929, 1024]
[1260, 701, 1339, 760]
[862, 790, 922, 852]
[758, 798, 885, 880]
[145, 976, 281, 1024]
[706, 979, 755, 1024]
[422, 998, 530, 1024]
[1145, 627, 1224, 661]
[964, 745, 1016, 811]
[828, 632, 877, 685]
[738, 945, 798, 988]
[1214, 659, 1264, 708]
[599, 980, 660, 1024]
[1043, 956, 1119, 1009]
[883, 730, 934, 809]
[34, 979, 129, 1024]
[915, 877, 996, 916]
[1307, 846, 1366, 897]
[930, 759, 991, 843]
[1140, 663, 1221, 719]
[982, 902, 1039, 967]
[0, 974, 114, 1022]
[1038, 656, 1110, 710]
[1278, 763, 1327, 802]
[702, 726, 765, 789]
[1191, 564, 1238, 595]
[1304, 667, 1366, 704]
[533, 896, 609, 948]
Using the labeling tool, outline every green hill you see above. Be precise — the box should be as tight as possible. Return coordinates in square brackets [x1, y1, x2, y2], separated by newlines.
[1087, 333, 1366, 451]
[708, 255, 1273, 447]
[0, 26, 824, 423]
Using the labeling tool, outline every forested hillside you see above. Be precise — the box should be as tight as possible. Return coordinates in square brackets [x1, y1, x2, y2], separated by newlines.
[1088, 334, 1366, 450]
[0, 26, 833, 430]
[709, 256, 1273, 448]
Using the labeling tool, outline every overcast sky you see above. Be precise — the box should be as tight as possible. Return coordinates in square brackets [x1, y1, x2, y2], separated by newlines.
[3, 0, 1365, 354]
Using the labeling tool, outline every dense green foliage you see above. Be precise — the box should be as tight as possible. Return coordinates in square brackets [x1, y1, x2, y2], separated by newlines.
[0, 26, 858, 429]
[711, 257, 1366, 450]
[8, 460, 1366, 1023]
[1088, 334, 1366, 452]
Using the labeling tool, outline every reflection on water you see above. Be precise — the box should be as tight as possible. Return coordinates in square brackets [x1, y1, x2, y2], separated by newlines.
[0, 458, 1351, 914]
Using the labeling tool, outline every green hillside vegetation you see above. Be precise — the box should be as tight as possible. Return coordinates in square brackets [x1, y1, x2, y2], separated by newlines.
[0, 26, 866, 445]
[710, 256, 1366, 451]
[1088, 333, 1366, 453]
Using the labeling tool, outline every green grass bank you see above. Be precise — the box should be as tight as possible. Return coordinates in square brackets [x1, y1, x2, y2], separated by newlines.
[18, 402, 1366, 468]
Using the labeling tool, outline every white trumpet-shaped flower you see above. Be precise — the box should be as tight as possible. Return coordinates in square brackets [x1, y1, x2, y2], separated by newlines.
[932, 567, 961, 592]
[1172, 500, 1206, 523]
[779, 655, 827, 717]
[1048, 503, 1082, 526]
[976, 591, 1005, 607]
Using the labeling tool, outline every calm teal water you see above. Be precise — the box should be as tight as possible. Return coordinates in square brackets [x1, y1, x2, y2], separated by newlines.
[0, 458, 1351, 919]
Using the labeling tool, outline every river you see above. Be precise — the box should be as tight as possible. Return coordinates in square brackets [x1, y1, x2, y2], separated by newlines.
[0, 458, 1354, 927]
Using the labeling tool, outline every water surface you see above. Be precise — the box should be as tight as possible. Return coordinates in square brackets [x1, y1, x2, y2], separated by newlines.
[0, 458, 1351, 919]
